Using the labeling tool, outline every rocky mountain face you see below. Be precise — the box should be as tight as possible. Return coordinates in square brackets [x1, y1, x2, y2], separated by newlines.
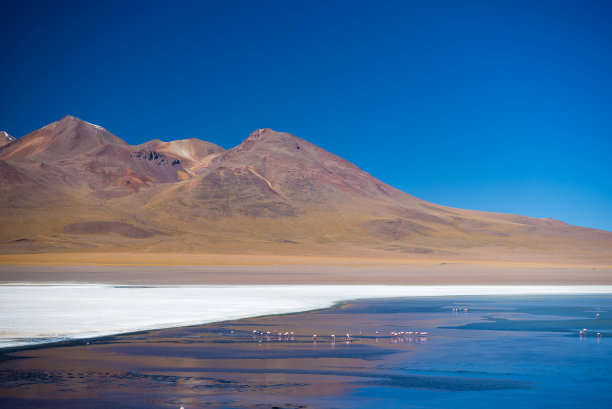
[1, 116, 610, 262]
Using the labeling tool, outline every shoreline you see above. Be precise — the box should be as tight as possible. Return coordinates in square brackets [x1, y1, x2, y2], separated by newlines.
[1, 262, 611, 285]
[0, 299, 350, 356]
[2, 283, 612, 351]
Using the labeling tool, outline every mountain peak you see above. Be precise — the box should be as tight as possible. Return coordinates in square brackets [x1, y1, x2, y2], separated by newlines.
[0, 131, 16, 148]
[0, 116, 126, 162]
[137, 137, 225, 166]
[222, 128, 306, 161]
[241, 128, 292, 146]
[58, 115, 106, 131]
[247, 128, 278, 140]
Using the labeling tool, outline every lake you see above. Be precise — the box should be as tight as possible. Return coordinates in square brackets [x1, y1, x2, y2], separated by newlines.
[1, 293, 610, 408]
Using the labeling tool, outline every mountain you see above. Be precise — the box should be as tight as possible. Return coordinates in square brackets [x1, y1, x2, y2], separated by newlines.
[172, 128, 420, 219]
[1, 116, 610, 264]
[0, 116, 225, 199]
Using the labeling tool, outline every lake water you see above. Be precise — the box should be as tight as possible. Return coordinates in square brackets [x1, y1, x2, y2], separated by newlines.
[340, 296, 612, 409]
[1, 293, 611, 408]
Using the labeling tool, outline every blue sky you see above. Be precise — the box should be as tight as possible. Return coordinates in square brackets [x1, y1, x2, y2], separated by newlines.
[1, 0, 611, 231]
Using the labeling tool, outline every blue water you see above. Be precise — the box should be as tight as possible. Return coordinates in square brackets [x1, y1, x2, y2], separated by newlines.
[1, 294, 611, 408]
[325, 295, 612, 409]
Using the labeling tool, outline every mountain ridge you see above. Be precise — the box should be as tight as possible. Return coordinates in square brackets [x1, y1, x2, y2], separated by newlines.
[1, 115, 610, 264]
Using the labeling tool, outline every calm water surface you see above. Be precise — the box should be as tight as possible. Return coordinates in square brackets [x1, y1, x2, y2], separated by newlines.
[1, 295, 610, 408]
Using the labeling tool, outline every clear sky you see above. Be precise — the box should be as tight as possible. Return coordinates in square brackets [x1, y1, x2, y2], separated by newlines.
[1, 0, 611, 231]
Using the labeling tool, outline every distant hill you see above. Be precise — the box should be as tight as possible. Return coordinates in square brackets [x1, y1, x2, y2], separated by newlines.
[1, 115, 610, 263]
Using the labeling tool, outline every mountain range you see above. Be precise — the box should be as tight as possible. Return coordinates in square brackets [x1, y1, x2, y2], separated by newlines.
[1, 115, 610, 263]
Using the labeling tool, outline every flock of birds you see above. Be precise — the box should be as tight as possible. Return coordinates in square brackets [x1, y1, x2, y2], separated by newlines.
[245, 306, 470, 345]
[579, 313, 603, 339]
[246, 311, 604, 344]
[579, 328, 602, 338]
[250, 329, 429, 344]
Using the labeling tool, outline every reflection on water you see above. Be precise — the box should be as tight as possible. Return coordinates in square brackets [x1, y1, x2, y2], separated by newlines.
[1, 295, 611, 408]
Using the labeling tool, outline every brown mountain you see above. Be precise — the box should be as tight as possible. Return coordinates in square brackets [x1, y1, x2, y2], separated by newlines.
[1, 116, 610, 264]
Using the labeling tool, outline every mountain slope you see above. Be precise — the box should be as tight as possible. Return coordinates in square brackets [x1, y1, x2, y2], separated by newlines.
[1, 116, 610, 263]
